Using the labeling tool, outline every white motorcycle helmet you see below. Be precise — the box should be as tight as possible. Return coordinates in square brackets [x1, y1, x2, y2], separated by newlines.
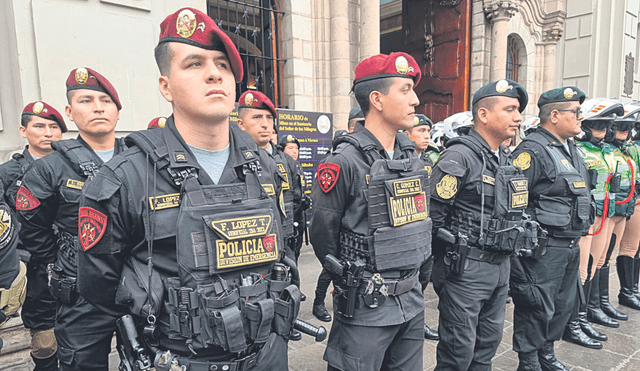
[443, 111, 473, 139]
[520, 116, 540, 139]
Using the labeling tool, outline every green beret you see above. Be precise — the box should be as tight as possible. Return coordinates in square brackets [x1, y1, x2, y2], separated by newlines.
[472, 79, 528, 113]
[537, 86, 585, 109]
[413, 114, 433, 128]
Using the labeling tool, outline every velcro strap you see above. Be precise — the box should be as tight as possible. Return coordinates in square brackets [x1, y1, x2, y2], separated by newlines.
[245, 299, 274, 343]
[268, 280, 288, 295]
[382, 270, 419, 296]
[238, 281, 268, 298]
[201, 290, 240, 309]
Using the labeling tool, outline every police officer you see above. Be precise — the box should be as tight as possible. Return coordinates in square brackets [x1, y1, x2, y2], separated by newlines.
[512, 87, 591, 371]
[0, 101, 66, 370]
[78, 8, 299, 370]
[563, 98, 618, 350]
[430, 79, 530, 370]
[310, 52, 430, 370]
[404, 113, 432, 157]
[16, 67, 126, 370]
[347, 107, 364, 133]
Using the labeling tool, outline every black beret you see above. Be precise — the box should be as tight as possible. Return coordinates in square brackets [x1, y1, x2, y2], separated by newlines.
[413, 114, 433, 128]
[472, 79, 528, 113]
[278, 134, 300, 148]
[348, 107, 364, 121]
[537, 86, 585, 109]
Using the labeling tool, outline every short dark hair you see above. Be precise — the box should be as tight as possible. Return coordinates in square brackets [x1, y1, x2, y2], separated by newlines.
[154, 42, 174, 76]
[472, 96, 499, 123]
[353, 78, 394, 116]
[66, 90, 76, 105]
[21, 114, 34, 128]
[237, 107, 249, 120]
[538, 102, 571, 125]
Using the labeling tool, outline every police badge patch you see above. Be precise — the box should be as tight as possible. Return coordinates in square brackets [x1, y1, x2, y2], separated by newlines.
[318, 163, 340, 193]
[0, 204, 14, 249]
[435, 174, 458, 199]
[513, 152, 531, 170]
[16, 186, 41, 211]
[78, 207, 107, 251]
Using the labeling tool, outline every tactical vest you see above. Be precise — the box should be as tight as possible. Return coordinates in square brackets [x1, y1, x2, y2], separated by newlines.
[612, 147, 636, 216]
[335, 132, 431, 273]
[526, 137, 591, 238]
[445, 136, 529, 254]
[272, 148, 295, 239]
[125, 128, 299, 356]
[576, 141, 615, 217]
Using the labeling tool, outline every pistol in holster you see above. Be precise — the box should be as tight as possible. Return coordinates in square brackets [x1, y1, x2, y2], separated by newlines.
[116, 314, 151, 371]
[439, 229, 469, 275]
[323, 254, 365, 318]
[516, 217, 547, 259]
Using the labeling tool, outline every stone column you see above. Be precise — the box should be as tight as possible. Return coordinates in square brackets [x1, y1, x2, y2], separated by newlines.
[330, 0, 351, 131]
[360, 0, 380, 61]
[542, 25, 562, 91]
[483, 0, 519, 81]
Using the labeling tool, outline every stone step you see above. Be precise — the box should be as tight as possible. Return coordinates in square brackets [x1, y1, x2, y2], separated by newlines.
[1, 314, 33, 370]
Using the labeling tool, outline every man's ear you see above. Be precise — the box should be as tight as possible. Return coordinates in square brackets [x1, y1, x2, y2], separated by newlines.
[476, 107, 490, 125]
[158, 75, 173, 103]
[369, 91, 383, 113]
[237, 118, 246, 131]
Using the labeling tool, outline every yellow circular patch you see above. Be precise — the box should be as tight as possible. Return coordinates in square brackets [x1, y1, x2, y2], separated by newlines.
[158, 117, 166, 128]
[395, 56, 409, 74]
[32, 102, 44, 114]
[513, 152, 531, 170]
[563, 88, 575, 99]
[244, 93, 255, 106]
[176, 9, 197, 38]
[436, 174, 458, 199]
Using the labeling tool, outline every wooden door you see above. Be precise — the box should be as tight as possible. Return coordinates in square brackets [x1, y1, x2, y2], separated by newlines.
[402, 0, 471, 123]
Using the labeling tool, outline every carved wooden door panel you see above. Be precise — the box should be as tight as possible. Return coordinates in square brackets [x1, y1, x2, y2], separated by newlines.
[402, 0, 471, 123]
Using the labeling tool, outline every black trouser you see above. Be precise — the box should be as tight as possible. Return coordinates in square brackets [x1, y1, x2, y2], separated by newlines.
[54, 295, 118, 371]
[324, 311, 424, 370]
[432, 253, 510, 371]
[22, 261, 56, 330]
[314, 269, 332, 305]
[511, 240, 580, 353]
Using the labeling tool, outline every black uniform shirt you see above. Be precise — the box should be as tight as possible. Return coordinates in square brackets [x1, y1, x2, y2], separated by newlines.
[16, 137, 126, 266]
[430, 129, 511, 256]
[309, 124, 424, 326]
[77, 119, 283, 318]
[0, 147, 34, 207]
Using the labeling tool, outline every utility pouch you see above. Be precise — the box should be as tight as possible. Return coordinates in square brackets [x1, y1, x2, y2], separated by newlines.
[195, 282, 246, 353]
[610, 172, 622, 193]
[47, 264, 77, 305]
[272, 285, 301, 336]
[242, 298, 274, 344]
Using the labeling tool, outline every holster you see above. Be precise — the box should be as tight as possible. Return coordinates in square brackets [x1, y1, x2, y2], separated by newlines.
[47, 264, 77, 305]
[445, 234, 469, 275]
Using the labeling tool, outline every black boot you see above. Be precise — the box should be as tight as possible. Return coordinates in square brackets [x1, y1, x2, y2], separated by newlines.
[633, 256, 640, 300]
[600, 265, 628, 320]
[424, 325, 439, 340]
[32, 352, 59, 371]
[538, 341, 569, 371]
[617, 255, 640, 310]
[587, 269, 620, 327]
[312, 302, 332, 322]
[517, 350, 542, 371]
[579, 278, 607, 341]
[563, 309, 602, 349]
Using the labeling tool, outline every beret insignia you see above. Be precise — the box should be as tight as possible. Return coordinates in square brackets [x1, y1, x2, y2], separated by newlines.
[158, 117, 167, 128]
[563, 88, 576, 100]
[287, 135, 294, 141]
[496, 79, 512, 94]
[244, 92, 255, 106]
[32, 102, 44, 114]
[395, 56, 409, 74]
[414, 116, 420, 126]
[75, 67, 88, 84]
[436, 174, 458, 200]
[176, 9, 197, 38]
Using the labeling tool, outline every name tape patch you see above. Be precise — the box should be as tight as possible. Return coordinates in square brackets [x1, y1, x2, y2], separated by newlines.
[482, 175, 496, 185]
[261, 184, 276, 196]
[511, 191, 529, 209]
[510, 179, 528, 192]
[392, 178, 422, 197]
[216, 234, 278, 269]
[149, 193, 181, 210]
[211, 215, 273, 241]
[277, 163, 290, 190]
[66, 179, 85, 190]
[388, 192, 428, 227]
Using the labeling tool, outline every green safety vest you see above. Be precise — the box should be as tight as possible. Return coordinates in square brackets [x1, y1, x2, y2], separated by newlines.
[577, 141, 615, 217]
[611, 146, 636, 216]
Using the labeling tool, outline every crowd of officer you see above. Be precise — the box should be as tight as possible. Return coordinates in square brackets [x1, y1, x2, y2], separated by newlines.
[2, 6, 640, 371]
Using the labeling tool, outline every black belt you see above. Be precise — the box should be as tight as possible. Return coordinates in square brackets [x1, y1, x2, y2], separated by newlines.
[466, 247, 510, 264]
[176, 349, 260, 371]
[546, 237, 579, 249]
[359, 270, 419, 296]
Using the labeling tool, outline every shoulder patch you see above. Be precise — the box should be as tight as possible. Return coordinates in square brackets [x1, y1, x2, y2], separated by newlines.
[513, 152, 531, 170]
[78, 207, 107, 251]
[16, 186, 41, 211]
[436, 174, 458, 200]
[318, 163, 340, 193]
[279, 189, 286, 217]
[262, 183, 276, 196]
[0, 204, 15, 249]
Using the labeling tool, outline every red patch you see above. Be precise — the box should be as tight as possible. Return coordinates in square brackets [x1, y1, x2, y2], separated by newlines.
[318, 163, 340, 193]
[414, 194, 426, 212]
[263, 235, 275, 252]
[16, 186, 41, 211]
[78, 207, 107, 251]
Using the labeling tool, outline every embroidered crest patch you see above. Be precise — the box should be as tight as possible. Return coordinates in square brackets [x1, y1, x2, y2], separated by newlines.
[318, 163, 340, 193]
[435, 174, 458, 200]
[0, 204, 14, 249]
[513, 152, 531, 170]
[78, 207, 107, 251]
[16, 186, 41, 211]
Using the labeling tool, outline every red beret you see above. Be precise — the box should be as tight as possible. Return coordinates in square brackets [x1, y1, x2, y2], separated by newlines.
[238, 90, 278, 119]
[353, 52, 421, 87]
[159, 8, 243, 83]
[21, 101, 68, 133]
[66, 67, 122, 110]
[148, 116, 167, 128]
